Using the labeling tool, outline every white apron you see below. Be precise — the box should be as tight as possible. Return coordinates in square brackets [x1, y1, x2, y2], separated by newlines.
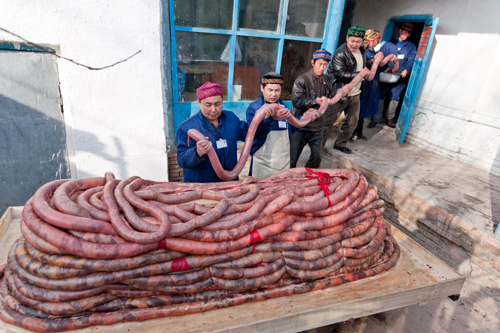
[252, 128, 290, 179]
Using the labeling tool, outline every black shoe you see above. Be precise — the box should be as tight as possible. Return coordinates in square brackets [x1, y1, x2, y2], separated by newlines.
[357, 134, 368, 140]
[388, 119, 396, 128]
[333, 145, 353, 154]
[367, 121, 377, 128]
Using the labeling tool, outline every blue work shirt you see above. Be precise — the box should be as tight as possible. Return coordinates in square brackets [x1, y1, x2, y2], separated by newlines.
[246, 96, 292, 155]
[384, 39, 417, 73]
[176, 110, 248, 183]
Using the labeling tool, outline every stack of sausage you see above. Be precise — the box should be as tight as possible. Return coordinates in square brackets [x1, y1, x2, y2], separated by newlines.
[0, 51, 401, 331]
[0, 167, 400, 332]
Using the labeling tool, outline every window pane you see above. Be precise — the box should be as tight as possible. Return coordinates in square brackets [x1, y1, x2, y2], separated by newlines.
[280, 39, 321, 100]
[238, 0, 281, 32]
[176, 32, 230, 102]
[233, 37, 279, 101]
[174, 0, 233, 30]
[285, 0, 329, 38]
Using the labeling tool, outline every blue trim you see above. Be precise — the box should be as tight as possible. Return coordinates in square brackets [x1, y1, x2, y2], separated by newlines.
[173, 101, 293, 131]
[169, 0, 344, 138]
[169, 0, 179, 104]
[0, 42, 55, 53]
[396, 17, 439, 144]
[233, 0, 240, 30]
[276, 38, 285, 74]
[382, 14, 433, 42]
[174, 26, 326, 43]
[226, 0, 240, 102]
[495, 221, 500, 241]
[280, 0, 290, 35]
[324, 0, 346, 52]
[227, 35, 236, 101]
[176, 26, 281, 37]
[275, 0, 289, 74]
[280, 35, 324, 43]
[174, 26, 234, 34]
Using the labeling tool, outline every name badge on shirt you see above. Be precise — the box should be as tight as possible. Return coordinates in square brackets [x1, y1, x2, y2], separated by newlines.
[278, 119, 287, 129]
[216, 139, 227, 149]
[397, 54, 405, 60]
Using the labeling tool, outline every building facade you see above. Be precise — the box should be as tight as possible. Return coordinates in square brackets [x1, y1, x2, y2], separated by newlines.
[0, 0, 499, 212]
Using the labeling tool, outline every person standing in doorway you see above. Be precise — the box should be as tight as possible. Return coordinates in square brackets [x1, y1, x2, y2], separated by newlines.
[370, 22, 417, 128]
[290, 49, 332, 168]
[246, 72, 292, 179]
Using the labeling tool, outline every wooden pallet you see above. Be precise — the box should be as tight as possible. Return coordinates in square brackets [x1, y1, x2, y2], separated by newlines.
[0, 206, 465, 333]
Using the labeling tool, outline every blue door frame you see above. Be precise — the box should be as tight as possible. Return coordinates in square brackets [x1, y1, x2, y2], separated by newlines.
[167, 0, 346, 135]
[382, 15, 439, 144]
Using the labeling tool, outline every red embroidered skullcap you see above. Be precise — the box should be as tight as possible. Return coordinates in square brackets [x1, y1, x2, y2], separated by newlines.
[196, 81, 223, 100]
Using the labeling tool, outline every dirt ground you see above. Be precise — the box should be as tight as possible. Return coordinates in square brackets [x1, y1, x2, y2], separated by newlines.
[294, 122, 498, 333]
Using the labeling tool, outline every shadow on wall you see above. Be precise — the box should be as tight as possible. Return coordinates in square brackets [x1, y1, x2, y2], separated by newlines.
[72, 129, 128, 180]
[0, 94, 69, 216]
[0, 94, 113, 217]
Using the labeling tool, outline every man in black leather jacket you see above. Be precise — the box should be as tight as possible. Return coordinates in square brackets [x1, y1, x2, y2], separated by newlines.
[290, 49, 332, 168]
[324, 25, 373, 154]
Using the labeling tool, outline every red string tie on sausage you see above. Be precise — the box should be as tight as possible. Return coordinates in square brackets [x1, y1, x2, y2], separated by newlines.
[251, 244, 256, 254]
[305, 167, 332, 207]
[375, 219, 386, 229]
[158, 239, 168, 250]
[249, 231, 262, 245]
[171, 258, 189, 272]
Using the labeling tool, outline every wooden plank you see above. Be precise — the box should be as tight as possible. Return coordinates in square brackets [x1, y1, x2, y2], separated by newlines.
[0, 206, 22, 266]
[0, 207, 465, 333]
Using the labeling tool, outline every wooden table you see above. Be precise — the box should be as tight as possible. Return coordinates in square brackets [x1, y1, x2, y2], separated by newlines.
[0, 207, 465, 332]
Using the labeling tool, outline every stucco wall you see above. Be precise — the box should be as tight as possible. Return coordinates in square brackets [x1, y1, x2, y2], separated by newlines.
[353, 0, 500, 176]
[0, 0, 170, 181]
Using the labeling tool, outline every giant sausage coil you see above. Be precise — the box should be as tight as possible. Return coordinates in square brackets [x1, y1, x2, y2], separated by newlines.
[0, 168, 399, 332]
[0, 53, 400, 332]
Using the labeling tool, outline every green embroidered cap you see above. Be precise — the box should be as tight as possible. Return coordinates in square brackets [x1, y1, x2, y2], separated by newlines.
[347, 25, 366, 38]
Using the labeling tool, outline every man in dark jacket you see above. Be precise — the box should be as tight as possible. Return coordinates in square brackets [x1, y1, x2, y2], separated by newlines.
[324, 25, 371, 154]
[290, 49, 332, 168]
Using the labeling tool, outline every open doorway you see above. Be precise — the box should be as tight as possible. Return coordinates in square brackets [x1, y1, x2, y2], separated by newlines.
[382, 21, 425, 124]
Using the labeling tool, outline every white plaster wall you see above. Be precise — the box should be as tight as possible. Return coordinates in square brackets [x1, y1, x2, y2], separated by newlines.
[353, 0, 500, 176]
[0, 0, 170, 181]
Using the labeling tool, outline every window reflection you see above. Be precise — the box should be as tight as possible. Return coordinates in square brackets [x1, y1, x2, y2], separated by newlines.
[285, 0, 329, 38]
[238, 0, 281, 32]
[176, 32, 230, 102]
[173, 0, 233, 30]
[233, 37, 279, 101]
[280, 40, 321, 100]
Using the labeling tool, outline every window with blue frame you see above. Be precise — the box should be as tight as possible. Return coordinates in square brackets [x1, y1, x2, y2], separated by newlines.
[169, 0, 343, 131]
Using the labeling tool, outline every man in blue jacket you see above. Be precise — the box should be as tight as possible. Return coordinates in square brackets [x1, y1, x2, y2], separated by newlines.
[176, 82, 249, 183]
[246, 72, 291, 179]
[375, 22, 417, 128]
